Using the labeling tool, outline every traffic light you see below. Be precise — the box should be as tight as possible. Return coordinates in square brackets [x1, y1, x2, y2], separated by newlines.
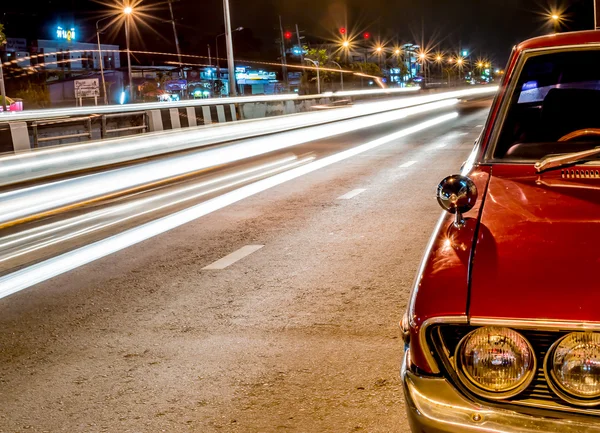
[339, 27, 347, 35]
[363, 32, 371, 40]
[284, 31, 293, 40]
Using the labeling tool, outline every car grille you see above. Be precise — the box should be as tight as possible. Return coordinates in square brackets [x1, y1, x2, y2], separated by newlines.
[434, 325, 600, 416]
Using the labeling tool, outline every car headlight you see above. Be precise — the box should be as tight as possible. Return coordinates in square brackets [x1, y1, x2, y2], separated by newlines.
[455, 327, 536, 399]
[546, 332, 600, 405]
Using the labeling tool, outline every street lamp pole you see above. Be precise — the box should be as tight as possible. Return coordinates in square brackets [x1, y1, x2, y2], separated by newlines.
[304, 58, 320, 94]
[124, 6, 134, 102]
[222, 0, 237, 96]
[216, 27, 243, 96]
[96, 18, 110, 105]
[0, 63, 6, 113]
[167, 0, 182, 65]
[330, 60, 343, 91]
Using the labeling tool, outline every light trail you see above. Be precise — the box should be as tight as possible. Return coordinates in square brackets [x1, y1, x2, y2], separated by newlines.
[0, 98, 459, 227]
[0, 88, 501, 185]
[0, 155, 312, 266]
[0, 112, 458, 299]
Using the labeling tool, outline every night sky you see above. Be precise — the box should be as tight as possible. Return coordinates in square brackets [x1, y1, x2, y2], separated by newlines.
[2, 0, 596, 66]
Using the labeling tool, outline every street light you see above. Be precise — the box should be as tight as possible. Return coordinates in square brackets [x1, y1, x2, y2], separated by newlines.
[215, 26, 244, 93]
[95, 17, 112, 105]
[304, 58, 320, 94]
[330, 60, 344, 91]
[549, 12, 562, 32]
[456, 57, 465, 81]
[222, 0, 238, 96]
[418, 52, 428, 83]
[123, 5, 134, 102]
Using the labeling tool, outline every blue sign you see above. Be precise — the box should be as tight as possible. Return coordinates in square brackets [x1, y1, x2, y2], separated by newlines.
[56, 26, 76, 41]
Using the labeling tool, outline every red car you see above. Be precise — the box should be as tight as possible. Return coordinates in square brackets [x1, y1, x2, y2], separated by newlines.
[402, 30, 600, 432]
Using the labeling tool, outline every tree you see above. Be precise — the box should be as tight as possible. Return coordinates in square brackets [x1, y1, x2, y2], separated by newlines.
[15, 82, 50, 109]
[0, 24, 6, 47]
[349, 62, 382, 77]
[304, 47, 341, 91]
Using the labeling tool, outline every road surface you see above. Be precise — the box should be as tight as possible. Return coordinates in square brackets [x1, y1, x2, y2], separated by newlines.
[0, 99, 491, 433]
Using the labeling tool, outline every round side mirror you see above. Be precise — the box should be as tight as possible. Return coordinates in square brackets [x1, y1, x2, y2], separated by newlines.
[437, 175, 478, 227]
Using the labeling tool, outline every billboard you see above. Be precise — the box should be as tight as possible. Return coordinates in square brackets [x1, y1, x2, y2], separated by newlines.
[74, 79, 100, 98]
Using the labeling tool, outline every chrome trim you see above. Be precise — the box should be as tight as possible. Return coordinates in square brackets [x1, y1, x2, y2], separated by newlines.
[455, 327, 537, 399]
[484, 44, 600, 163]
[544, 332, 600, 407]
[471, 317, 600, 332]
[402, 349, 600, 433]
[419, 315, 468, 374]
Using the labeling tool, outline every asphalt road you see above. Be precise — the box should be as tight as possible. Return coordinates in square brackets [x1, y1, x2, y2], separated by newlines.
[0, 99, 491, 433]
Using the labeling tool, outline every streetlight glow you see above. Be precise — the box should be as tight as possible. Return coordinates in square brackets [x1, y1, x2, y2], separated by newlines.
[376, 46, 383, 52]
[124, 6, 133, 15]
[343, 41, 350, 48]
[551, 14, 559, 20]
[395, 49, 401, 55]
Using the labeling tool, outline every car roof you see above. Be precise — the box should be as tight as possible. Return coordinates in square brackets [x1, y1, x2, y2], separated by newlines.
[517, 30, 600, 52]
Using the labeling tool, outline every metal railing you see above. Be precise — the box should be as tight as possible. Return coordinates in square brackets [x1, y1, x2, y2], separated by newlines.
[32, 116, 93, 148]
[101, 111, 148, 139]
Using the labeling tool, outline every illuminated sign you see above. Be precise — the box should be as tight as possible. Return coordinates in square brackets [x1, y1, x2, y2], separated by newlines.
[56, 27, 76, 41]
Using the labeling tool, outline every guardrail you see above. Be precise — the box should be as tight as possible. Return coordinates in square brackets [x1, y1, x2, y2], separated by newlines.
[0, 87, 498, 189]
[0, 88, 419, 122]
[0, 88, 424, 153]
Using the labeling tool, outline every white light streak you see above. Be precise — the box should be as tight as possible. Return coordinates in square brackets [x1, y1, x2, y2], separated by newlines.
[0, 87, 498, 187]
[0, 99, 459, 226]
[0, 112, 458, 299]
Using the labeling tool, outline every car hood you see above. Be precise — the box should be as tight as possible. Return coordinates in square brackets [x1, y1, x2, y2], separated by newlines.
[469, 165, 600, 322]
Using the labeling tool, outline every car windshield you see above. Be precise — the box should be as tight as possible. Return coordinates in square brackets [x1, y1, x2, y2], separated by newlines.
[493, 49, 600, 161]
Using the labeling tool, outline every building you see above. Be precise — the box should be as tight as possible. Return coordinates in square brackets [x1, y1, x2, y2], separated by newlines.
[1, 26, 120, 72]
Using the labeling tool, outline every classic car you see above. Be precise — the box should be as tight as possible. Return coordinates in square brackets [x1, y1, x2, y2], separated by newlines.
[401, 30, 600, 432]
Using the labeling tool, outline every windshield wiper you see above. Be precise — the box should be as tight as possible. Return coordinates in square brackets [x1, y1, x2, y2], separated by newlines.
[535, 146, 600, 173]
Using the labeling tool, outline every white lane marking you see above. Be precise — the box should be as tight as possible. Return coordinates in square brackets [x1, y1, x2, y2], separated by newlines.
[399, 161, 417, 168]
[0, 112, 458, 299]
[337, 189, 366, 200]
[475, 125, 483, 128]
[458, 132, 469, 136]
[203, 245, 264, 270]
[436, 144, 447, 149]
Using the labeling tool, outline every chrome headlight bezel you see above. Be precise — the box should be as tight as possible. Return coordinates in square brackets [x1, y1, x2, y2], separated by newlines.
[544, 332, 600, 406]
[454, 326, 537, 400]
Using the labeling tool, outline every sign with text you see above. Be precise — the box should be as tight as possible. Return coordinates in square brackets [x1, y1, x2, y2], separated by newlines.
[56, 26, 76, 41]
[74, 79, 100, 98]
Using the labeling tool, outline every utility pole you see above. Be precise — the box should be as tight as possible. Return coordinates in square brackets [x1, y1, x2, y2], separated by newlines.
[125, 14, 133, 102]
[278, 16, 288, 90]
[208, 44, 212, 67]
[96, 18, 109, 105]
[295, 24, 304, 66]
[222, 0, 237, 96]
[167, 0, 182, 66]
[0, 63, 6, 113]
